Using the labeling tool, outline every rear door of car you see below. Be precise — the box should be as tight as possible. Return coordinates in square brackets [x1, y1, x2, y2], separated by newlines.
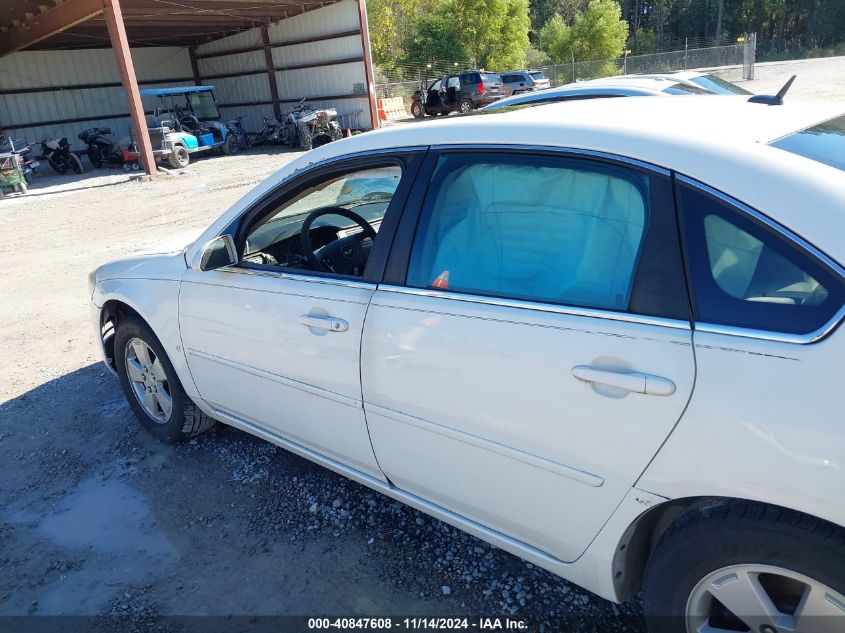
[361, 146, 696, 562]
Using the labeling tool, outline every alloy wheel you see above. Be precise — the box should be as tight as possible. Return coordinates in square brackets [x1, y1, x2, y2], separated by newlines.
[124, 337, 172, 424]
[686, 564, 845, 633]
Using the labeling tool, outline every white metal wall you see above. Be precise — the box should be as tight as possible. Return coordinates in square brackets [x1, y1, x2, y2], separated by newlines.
[0, 47, 192, 147]
[196, 0, 370, 131]
[0, 0, 371, 149]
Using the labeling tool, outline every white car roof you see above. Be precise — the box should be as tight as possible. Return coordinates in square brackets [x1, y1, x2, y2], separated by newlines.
[194, 96, 845, 267]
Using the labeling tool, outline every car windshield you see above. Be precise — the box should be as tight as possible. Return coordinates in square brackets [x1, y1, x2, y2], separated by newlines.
[663, 83, 712, 95]
[188, 91, 221, 120]
[689, 74, 752, 95]
[769, 114, 845, 172]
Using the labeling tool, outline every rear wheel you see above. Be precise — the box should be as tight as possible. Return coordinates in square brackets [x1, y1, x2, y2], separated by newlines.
[89, 147, 103, 168]
[411, 101, 425, 119]
[643, 501, 845, 633]
[49, 156, 67, 175]
[168, 145, 190, 169]
[114, 316, 215, 443]
[459, 98, 474, 113]
[222, 134, 238, 155]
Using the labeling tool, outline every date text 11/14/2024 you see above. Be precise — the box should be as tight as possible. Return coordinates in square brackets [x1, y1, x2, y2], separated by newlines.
[307, 617, 529, 630]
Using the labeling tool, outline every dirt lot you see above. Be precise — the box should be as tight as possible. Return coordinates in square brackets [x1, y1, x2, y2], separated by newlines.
[1, 56, 842, 632]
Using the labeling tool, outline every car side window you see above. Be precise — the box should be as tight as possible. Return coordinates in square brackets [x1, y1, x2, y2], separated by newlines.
[430, 80, 442, 92]
[241, 165, 402, 278]
[406, 153, 649, 311]
[447, 76, 460, 89]
[679, 184, 844, 335]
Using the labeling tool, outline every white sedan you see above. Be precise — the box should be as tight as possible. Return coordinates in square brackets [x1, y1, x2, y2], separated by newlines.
[89, 95, 845, 632]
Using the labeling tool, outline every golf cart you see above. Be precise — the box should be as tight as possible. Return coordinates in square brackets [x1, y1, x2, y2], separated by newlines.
[138, 86, 239, 168]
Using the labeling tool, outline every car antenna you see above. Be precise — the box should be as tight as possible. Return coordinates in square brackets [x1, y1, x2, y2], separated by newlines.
[748, 75, 796, 105]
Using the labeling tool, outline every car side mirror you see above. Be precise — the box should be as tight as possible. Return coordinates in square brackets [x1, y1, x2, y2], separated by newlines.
[197, 234, 237, 271]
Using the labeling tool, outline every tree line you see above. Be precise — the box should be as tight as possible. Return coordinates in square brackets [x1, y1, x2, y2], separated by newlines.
[367, 0, 845, 77]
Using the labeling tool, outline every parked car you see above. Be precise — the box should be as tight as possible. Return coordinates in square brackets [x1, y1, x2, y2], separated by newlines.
[411, 71, 504, 117]
[483, 75, 714, 110]
[500, 69, 551, 95]
[630, 71, 753, 95]
[90, 95, 845, 632]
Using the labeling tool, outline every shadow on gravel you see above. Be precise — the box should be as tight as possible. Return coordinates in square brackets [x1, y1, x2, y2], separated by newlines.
[0, 365, 645, 632]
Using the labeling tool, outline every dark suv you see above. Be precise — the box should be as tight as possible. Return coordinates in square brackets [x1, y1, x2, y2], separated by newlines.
[411, 71, 503, 117]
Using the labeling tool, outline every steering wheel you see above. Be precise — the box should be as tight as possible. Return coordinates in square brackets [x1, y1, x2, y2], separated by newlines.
[300, 206, 377, 276]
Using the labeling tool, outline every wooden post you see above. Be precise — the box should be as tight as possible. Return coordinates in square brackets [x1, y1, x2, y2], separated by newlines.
[102, 0, 156, 176]
[261, 26, 281, 119]
[356, 0, 379, 131]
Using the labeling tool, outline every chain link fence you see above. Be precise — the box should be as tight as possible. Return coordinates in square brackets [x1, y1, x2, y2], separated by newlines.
[375, 36, 756, 102]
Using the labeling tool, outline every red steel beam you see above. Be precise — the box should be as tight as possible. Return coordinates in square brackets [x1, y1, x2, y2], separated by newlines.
[102, 0, 156, 176]
[0, 0, 104, 58]
[356, 0, 379, 131]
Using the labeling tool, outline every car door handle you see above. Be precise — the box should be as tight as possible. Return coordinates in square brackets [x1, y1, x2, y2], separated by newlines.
[571, 365, 676, 396]
[299, 314, 349, 332]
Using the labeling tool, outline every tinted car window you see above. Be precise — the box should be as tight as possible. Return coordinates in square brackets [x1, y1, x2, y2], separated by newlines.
[769, 114, 845, 172]
[447, 76, 461, 89]
[407, 153, 649, 311]
[689, 74, 751, 95]
[481, 73, 501, 84]
[662, 83, 711, 95]
[530, 71, 548, 80]
[679, 184, 843, 334]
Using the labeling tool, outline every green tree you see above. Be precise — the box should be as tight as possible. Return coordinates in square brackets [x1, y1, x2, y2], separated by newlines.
[367, 0, 417, 74]
[539, 0, 628, 63]
[404, 0, 530, 70]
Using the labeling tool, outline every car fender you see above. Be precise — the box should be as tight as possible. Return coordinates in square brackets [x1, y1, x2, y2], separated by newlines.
[92, 253, 200, 399]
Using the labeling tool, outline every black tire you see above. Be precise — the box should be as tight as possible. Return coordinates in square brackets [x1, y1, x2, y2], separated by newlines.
[69, 153, 84, 174]
[298, 124, 313, 151]
[49, 156, 67, 175]
[114, 316, 215, 443]
[222, 134, 238, 155]
[643, 500, 845, 633]
[89, 147, 103, 168]
[168, 145, 190, 169]
[411, 101, 425, 119]
[459, 98, 474, 113]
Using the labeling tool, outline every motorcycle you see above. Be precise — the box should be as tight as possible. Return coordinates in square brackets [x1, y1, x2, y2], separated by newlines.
[280, 99, 344, 151]
[253, 115, 283, 145]
[41, 138, 84, 175]
[226, 116, 251, 150]
[77, 127, 125, 168]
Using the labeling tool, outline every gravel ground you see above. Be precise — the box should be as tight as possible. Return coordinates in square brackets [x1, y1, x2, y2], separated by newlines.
[0, 146, 643, 632]
[0, 56, 841, 632]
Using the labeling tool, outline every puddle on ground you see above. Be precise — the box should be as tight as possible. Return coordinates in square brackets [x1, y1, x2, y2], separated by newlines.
[36, 477, 176, 555]
[3, 476, 178, 615]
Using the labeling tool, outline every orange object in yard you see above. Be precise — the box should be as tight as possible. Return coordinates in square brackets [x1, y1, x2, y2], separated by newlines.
[431, 270, 450, 289]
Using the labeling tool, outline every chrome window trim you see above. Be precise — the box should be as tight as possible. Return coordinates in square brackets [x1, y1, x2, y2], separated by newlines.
[217, 265, 376, 291]
[431, 144, 671, 176]
[377, 284, 691, 330]
[676, 174, 845, 345]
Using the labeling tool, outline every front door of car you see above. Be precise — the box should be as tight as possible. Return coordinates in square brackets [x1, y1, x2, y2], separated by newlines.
[445, 76, 461, 106]
[361, 149, 696, 562]
[179, 152, 422, 480]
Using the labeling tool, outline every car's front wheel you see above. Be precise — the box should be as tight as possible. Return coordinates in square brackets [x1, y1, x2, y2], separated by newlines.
[411, 101, 425, 119]
[115, 316, 215, 443]
[643, 501, 845, 633]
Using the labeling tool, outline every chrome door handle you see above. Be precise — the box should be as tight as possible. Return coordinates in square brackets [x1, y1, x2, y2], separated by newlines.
[299, 314, 349, 332]
[571, 365, 675, 396]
